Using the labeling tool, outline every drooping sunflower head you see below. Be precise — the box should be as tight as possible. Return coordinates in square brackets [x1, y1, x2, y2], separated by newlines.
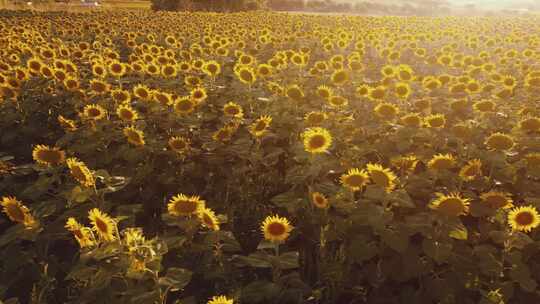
[168, 136, 190, 154]
[331, 69, 349, 86]
[459, 159, 482, 181]
[391, 155, 419, 173]
[401, 113, 422, 128]
[508, 206, 540, 233]
[311, 192, 329, 209]
[174, 96, 197, 114]
[261, 215, 293, 243]
[286, 85, 304, 101]
[428, 153, 456, 171]
[480, 191, 513, 209]
[1, 196, 37, 228]
[116, 104, 138, 122]
[190, 87, 208, 103]
[89, 79, 110, 94]
[167, 194, 205, 216]
[316, 85, 333, 99]
[207, 295, 234, 304]
[32, 144, 66, 166]
[424, 113, 446, 129]
[65, 217, 95, 248]
[519, 117, 540, 133]
[302, 127, 332, 154]
[366, 163, 397, 192]
[430, 192, 470, 217]
[304, 111, 327, 126]
[374, 102, 399, 120]
[133, 84, 152, 101]
[83, 104, 107, 121]
[111, 88, 131, 104]
[58, 115, 77, 132]
[88, 208, 116, 242]
[473, 99, 496, 112]
[249, 115, 272, 137]
[198, 207, 220, 231]
[485, 132, 514, 151]
[123, 227, 146, 249]
[368, 85, 387, 101]
[123, 126, 145, 146]
[340, 168, 369, 192]
[66, 158, 95, 188]
[223, 102, 244, 118]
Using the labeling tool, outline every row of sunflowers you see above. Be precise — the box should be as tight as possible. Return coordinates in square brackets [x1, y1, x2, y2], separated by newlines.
[1, 9, 540, 304]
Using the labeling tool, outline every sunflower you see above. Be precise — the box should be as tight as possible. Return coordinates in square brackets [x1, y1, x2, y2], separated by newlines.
[133, 84, 152, 101]
[508, 206, 540, 232]
[58, 115, 77, 132]
[153, 91, 173, 106]
[167, 194, 205, 216]
[27, 57, 44, 73]
[207, 295, 234, 304]
[83, 104, 107, 121]
[429, 192, 470, 217]
[108, 61, 126, 77]
[174, 96, 197, 114]
[394, 82, 411, 99]
[213, 126, 235, 142]
[65, 217, 95, 248]
[340, 168, 369, 192]
[116, 104, 138, 122]
[473, 100, 496, 112]
[374, 102, 399, 120]
[89, 79, 110, 94]
[203, 60, 221, 78]
[485, 132, 514, 151]
[261, 215, 293, 243]
[249, 115, 272, 137]
[400, 113, 422, 128]
[366, 163, 397, 192]
[161, 64, 177, 78]
[316, 85, 333, 99]
[428, 153, 456, 171]
[519, 117, 540, 133]
[391, 155, 419, 173]
[111, 88, 131, 104]
[168, 136, 190, 154]
[190, 87, 207, 103]
[286, 85, 304, 101]
[235, 66, 256, 85]
[459, 159, 482, 181]
[123, 227, 146, 249]
[88, 208, 116, 242]
[302, 127, 332, 154]
[257, 64, 273, 78]
[123, 126, 145, 146]
[501, 75, 517, 89]
[368, 86, 386, 101]
[525, 153, 540, 169]
[331, 69, 349, 86]
[304, 111, 327, 126]
[66, 158, 95, 187]
[450, 99, 469, 112]
[223, 102, 244, 118]
[32, 145, 66, 166]
[424, 114, 446, 128]
[355, 84, 371, 97]
[480, 191, 513, 209]
[1, 196, 37, 228]
[311, 192, 329, 209]
[198, 207, 220, 231]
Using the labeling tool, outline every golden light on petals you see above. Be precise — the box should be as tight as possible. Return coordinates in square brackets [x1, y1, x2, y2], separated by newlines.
[340, 168, 369, 192]
[198, 207, 220, 231]
[508, 206, 540, 232]
[207, 295, 234, 304]
[429, 193, 470, 217]
[485, 132, 514, 151]
[32, 144, 66, 166]
[366, 163, 397, 192]
[88, 208, 116, 242]
[261, 215, 293, 243]
[302, 127, 332, 154]
[66, 158, 95, 187]
[459, 159, 482, 181]
[167, 194, 205, 216]
[428, 153, 456, 171]
[311, 192, 329, 209]
[123, 126, 145, 146]
[1, 196, 37, 228]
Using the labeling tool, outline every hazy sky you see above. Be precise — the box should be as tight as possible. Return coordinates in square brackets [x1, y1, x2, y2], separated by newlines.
[448, 0, 535, 9]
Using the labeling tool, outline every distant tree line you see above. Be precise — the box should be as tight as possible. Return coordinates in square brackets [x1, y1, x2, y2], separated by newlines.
[151, 0, 453, 16]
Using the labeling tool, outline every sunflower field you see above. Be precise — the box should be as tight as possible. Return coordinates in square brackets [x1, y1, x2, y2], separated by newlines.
[2, 9, 540, 304]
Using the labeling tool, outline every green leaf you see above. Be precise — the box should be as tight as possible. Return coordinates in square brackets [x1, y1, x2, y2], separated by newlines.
[381, 229, 409, 253]
[275, 251, 299, 270]
[388, 190, 415, 208]
[234, 252, 273, 268]
[422, 239, 452, 264]
[159, 268, 193, 291]
[448, 220, 468, 240]
[241, 280, 280, 303]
